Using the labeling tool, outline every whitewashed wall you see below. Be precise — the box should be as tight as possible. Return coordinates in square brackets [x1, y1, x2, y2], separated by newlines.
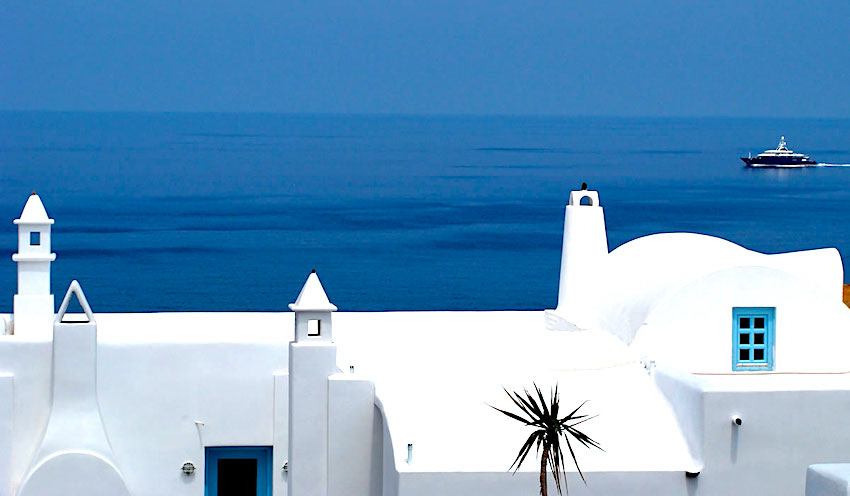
[0, 330, 290, 496]
[97, 340, 288, 495]
[0, 339, 52, 494]
[697, 386, 850, 495]
[0, 312, 392, 496]
[653, 368, 850, 496]
[806, 465, 850, 496]
[634, 265, 850, 373]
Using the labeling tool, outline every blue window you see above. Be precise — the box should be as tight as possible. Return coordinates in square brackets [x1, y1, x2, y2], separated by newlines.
[30, 232, 40, 246]
[205, 446, 272, 496]
[733, 307, 775, 371]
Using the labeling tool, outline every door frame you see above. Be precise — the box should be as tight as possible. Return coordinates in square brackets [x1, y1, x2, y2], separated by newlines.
[205, 446, 273, 496]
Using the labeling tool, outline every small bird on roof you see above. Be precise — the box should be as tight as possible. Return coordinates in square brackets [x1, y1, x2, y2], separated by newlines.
[581, 182, 588, 190]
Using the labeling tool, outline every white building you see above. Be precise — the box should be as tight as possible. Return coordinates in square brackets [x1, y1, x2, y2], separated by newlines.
[1, 190, 850, 496]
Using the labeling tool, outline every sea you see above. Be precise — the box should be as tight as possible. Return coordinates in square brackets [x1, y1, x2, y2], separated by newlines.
[1, 112, 849, 313]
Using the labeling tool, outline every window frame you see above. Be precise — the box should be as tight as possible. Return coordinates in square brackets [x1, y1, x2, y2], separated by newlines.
[732, 307, 775, 371]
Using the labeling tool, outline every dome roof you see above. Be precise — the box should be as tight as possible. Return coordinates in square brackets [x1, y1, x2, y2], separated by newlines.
[596, 232, 840, 344]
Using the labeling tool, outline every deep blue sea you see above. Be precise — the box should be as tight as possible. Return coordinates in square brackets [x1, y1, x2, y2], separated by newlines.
[1, 112, 849, 312]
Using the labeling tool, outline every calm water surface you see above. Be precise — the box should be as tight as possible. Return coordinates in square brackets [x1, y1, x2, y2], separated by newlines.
[1, 112, 849, 312]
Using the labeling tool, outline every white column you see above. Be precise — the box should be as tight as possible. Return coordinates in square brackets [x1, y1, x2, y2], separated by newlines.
[327, 375, 376, 496]
[288, 271, 339, 496]
[555, 190, 609, 330]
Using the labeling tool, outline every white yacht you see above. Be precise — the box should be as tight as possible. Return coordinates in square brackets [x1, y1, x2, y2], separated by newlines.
[741, 136, 817, 167]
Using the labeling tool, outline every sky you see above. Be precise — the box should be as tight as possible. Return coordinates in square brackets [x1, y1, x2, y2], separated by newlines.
[1, 0, 849, 117]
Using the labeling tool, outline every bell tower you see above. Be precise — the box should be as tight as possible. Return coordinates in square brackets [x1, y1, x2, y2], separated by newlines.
[12, 193, 56, 337]
[551, 188, 609, 330]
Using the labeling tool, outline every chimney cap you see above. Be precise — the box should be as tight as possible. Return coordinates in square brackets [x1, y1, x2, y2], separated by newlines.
[14, 193, 54, 225]
[289, 271, 337, 312]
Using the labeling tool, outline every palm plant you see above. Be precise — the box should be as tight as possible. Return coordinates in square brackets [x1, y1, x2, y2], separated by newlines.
[490, 383, 602, 496]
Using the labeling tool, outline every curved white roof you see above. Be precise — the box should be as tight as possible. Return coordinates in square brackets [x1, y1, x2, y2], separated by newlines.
[596, 232, 841, 344]
[14, 193, 54, 225]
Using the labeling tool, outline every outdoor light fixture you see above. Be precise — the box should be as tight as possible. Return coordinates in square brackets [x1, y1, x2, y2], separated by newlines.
[406, 443, 413, 465]
[283, 461, 289, 473]
[182, 462, 195, 475]
[732, 416, 742, 426]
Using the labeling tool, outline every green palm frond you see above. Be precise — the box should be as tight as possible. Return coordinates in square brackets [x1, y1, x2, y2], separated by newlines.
[490, 383, 603, 496]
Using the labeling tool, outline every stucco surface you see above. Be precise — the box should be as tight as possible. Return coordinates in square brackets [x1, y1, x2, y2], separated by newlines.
[807, 464, 850, 496]
[331, 311, 694, 474]
[599, 233, 843, 346]
[91, 310, 693, 474]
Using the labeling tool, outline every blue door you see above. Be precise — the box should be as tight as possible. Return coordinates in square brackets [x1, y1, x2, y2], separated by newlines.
[205, 447, 272, 496]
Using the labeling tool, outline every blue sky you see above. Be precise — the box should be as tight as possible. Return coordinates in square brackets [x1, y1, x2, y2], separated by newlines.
[2, 0, 849, 117]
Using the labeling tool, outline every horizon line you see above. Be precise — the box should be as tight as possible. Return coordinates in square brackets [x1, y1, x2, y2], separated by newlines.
[1, 108, 850, 121]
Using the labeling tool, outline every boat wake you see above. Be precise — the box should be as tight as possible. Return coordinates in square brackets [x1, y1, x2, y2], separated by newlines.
[817, 163, 850, 167]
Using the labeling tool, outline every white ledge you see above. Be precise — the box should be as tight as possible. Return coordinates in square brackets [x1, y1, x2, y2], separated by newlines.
[12, 253, 57, 262]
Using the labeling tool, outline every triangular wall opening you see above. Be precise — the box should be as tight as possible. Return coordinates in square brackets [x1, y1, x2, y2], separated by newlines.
[56, 280, 95, 324]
